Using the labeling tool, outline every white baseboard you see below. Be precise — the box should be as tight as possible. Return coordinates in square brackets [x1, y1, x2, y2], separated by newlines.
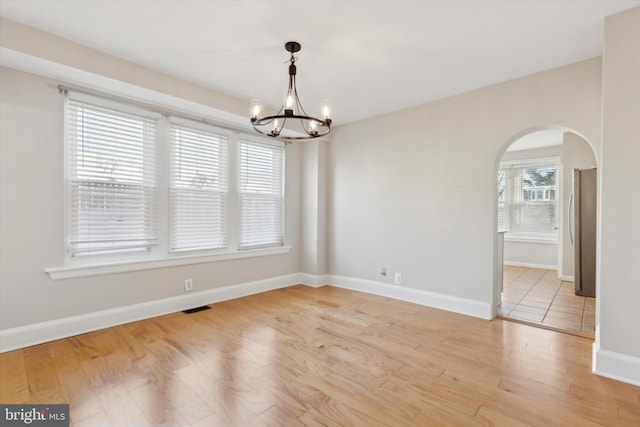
[559, 275, 575, 282]
[592, 343, 640, 386]
[0, 273, 300, 353]
[329, 275, 493, 320]
[298, 273, 330, 288]
[503, 261, 557, 270]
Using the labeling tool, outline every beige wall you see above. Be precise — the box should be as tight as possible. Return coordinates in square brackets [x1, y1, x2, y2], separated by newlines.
[329, 58, 602, 304]
[301, 140, 330, 276]
[598, 7, 640, 369]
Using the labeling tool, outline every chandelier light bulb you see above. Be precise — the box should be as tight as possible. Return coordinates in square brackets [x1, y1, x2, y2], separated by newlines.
[250, 99, 261, 120]
[286, 94, 294, 110]
[322, 102, 331, 120]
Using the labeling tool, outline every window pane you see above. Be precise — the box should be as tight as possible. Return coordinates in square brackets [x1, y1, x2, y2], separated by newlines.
[499, 163, 558, 240]
[239, 137, 284, 249]
[169, 123, 228, 252]
[67, 96, 157, 256]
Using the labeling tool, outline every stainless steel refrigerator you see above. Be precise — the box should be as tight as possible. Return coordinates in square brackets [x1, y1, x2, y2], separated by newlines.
[570, 168, 597, 297]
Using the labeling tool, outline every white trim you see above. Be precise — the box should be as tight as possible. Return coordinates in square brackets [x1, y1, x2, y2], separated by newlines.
[503, 261, 558, 270]
[499, 156, 561, 169]
[559, 275, 575, 282]
[45, 246, 291, 279]
[329, 275, 493, 320]
[592, 343, 640, 387]
[298, 273, 330, 288]
[0, 273, 301, 353]
[504, 237, 559, 245]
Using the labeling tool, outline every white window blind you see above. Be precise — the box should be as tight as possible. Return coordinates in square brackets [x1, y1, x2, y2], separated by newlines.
[66, 95, 158, 256]
[499, 161, 559, 240]
[169, 122, 229, 252]
[239, 137, 285, 250]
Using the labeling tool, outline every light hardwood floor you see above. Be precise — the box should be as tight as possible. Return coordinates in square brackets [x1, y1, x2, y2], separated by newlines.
[1, 285, 638, 426]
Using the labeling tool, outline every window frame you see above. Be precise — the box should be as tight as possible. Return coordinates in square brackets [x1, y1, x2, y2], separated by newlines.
[64, 92, 160, 258]
[238, 135, 286, 250]
[55, 90, 290, 277]
[169, 119, 231, 253]
[498, 157, 561, 243]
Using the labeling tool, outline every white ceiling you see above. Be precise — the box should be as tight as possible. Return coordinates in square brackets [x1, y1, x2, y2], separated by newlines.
[1, 0, 638, 125]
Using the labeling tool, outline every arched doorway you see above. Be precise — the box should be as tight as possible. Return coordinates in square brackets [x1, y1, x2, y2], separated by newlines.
[493, 127, 597, 337]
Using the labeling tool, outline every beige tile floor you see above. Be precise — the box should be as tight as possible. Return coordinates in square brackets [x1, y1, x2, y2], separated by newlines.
[498, 266, 595, 337]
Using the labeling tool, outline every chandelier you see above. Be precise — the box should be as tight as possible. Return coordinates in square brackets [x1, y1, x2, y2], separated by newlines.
[250, 41, 331, 140]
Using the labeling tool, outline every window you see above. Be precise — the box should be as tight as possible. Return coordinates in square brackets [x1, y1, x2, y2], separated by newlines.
[65, 91, 285, 261]
[170, 122, 229, 252]
[239, 136, 285, 250]
[66, 95, 158, 256]
[498, 159, 559, 241]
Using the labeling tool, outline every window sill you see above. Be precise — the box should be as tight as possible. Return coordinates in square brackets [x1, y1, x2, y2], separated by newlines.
[45, 246, 291, 280]
[504, 237, 558, 245]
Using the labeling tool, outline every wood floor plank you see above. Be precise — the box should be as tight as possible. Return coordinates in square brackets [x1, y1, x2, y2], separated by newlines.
[255, 361, 330, 413]
[128, 380, 209, 426]
[23, 344, 66, 403]
[258, 404, 307, 427]
[474, 405, 534, 427]
[51, 351, 104, 424]
[412, 404, 490, 427]
[0, 349, 29, 403]
[299, 371, 417, 427]
[95, 384, 151, 426]
[1, 285, 638, 426]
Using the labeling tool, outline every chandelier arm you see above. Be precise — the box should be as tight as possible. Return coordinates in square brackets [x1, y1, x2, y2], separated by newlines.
[293, 82, 310, 117]
[255, 108, 282, 125]
[252, 116, 330, 139]
[252, 126, 330, 141]
[302, 119, 319, 136]
[299, 115, 322, 135]
[253, 114, 329, 126]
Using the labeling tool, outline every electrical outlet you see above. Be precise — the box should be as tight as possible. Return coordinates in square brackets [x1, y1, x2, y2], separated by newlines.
[394, 272, 402, 285]
[184, 278, 193, 292]
[380, 267, 387, 276]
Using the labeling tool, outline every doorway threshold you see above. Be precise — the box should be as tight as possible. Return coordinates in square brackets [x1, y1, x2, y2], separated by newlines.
[496, 315, 594, 339]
